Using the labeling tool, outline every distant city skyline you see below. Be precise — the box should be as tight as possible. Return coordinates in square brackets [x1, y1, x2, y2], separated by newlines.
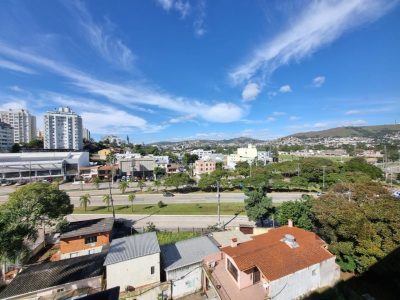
[0, 0, 399, 143]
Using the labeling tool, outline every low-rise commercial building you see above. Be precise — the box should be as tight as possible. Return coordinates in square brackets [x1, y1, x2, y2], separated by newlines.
[0, 152, 90, 182]
[193, 160, 216, 176]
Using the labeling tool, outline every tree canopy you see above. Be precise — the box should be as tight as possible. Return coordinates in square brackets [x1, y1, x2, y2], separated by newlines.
[244, 188, 274, 226]
[276, 197, 313, 230]
[0, 183, 72, 262]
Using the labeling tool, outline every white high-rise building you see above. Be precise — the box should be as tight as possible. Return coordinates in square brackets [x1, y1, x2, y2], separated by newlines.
[44, 107, 83, 150]
[0, 109, 36, 144]
[82, 127, 91, 141]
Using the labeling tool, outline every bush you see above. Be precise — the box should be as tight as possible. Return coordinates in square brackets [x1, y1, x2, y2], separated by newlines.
[158, 201, 166, 208]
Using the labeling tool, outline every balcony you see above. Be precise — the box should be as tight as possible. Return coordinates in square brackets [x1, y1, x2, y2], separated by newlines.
[204, 260, 267, 300]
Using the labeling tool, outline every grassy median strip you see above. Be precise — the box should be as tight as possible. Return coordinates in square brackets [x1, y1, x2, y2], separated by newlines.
[73, 202, 246, 215]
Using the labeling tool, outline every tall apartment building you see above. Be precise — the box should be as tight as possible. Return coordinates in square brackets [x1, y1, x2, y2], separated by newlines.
[82, 128, 91, 141]
[0, 109, 36, 144]
[44, 107, 83, 150]
[0, 120, 14, 151]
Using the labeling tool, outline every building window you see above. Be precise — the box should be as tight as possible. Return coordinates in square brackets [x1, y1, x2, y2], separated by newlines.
[227, 259, 238, 282]
[312, 269, 317, 276]
[151, 266, 155, 275]
[85, 236, 97, 244]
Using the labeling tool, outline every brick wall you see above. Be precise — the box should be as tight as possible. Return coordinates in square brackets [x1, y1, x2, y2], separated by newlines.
[60, 232, 110, 254]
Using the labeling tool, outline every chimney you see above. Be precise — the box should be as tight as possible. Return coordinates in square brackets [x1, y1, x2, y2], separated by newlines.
[288, 219, 293, 227]
[231, 238, 238, 248]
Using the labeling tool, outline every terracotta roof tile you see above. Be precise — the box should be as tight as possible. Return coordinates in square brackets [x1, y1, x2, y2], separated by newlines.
[221, 226, 334, 281]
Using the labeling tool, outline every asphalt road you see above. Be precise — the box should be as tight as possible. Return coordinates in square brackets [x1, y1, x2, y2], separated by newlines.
[0, 185, 307, 205]
[67, 213, 254, 229]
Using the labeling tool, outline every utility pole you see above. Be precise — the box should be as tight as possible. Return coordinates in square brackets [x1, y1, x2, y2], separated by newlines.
[322, 166, 326, 190]
[216, 181, 221, 227]
[109, 180, 115, 219]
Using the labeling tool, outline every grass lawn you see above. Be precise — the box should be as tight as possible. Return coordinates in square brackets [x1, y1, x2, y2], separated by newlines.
[157, 231, 201, 245]
[74, 202, 246, 215]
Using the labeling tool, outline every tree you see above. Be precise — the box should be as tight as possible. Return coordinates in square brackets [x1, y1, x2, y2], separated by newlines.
[198, 174, 216, 192]
[119, 180, 129, 194]
[154, 180, 161, 191]
[244, 188, 274, 226]
[10, 143, 21, 153]
[79, 194, 91, 212]
[102, 194, 111, 212]
[276, 198, 313, 230]
[343, 157, 383, 180]
[312, 182, 400, 273]
[182, 153, 198, 165]
[0, 183, 72, 262]
[164, 173, 192, 191]
[128, 193, 136, 212]
[93, 177, 101, 190]
[138, 179, 145, 192]
[235, 161, 250, 177]
[153, 166, 165, 179]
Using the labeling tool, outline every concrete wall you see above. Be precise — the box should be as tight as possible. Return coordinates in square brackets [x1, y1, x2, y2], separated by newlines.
[106, 253, 160, 291]
[268, 258, 339, 300]
[7, 276, 102, 300]
[166, 263, 203, 299]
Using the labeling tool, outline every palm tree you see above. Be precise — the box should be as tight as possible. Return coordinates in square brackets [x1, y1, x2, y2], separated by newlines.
[154, 180, 161, 192]
[128, 193, 136, 212]
[93, 177, 101, 190]
[103, 194, 111, 212]
[79, 194, 91, 212]
[138, 179, 145, 192]
[119, 180, 129, 194]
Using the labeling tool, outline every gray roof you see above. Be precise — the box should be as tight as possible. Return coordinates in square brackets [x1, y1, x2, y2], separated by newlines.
[0, 253, 106, 299]
[161, 236, 219, 271]
[208, 230, 253, 247]
[104, 232, 160, 266]
[61, 218, 114, 239]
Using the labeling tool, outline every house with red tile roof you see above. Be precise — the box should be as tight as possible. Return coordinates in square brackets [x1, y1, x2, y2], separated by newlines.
[204, 224, 340, 300]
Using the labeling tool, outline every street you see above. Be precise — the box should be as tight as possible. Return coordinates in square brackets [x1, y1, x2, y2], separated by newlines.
[67, 213, 255, 229]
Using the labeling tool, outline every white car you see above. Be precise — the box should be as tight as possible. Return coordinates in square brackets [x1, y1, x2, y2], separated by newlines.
[392, 191, 400, 199]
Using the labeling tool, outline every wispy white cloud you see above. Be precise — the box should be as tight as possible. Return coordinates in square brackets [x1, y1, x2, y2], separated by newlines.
[9, 85, 26, 93]
[66, 0, 135, 70]
[229, 0, 396, 86]
[312, 76, 326, 87]
[168, 113, 196, 124]
[0, 99, 27, 110]
[266, 116, 276, 122]
[345, 107, 391, 115]
[156, 0, 191, 18]
[0, 59, 36, 74]
[272, 111, 286, 116]
[289, 115, 301, 121]
[340, 119, 367, 126]
[194, 0, 207, 37]
[242, 82, 260, 101]
[0, 41, 245, 124]
[279, 85, 292, 93]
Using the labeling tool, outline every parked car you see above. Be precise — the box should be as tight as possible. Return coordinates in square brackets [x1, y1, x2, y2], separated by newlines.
[163, 192, 174, 197]
[392, 191, 400, 199]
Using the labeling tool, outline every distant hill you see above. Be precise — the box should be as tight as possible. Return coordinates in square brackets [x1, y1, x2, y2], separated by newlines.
[289, 124, 400, 139]
[152, 136, 265, 146]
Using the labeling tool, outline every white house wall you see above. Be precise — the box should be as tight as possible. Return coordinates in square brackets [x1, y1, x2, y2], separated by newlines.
[106, 253, 160, 291]
[166, 263, 203, 299]
[268, 258, 339, 300]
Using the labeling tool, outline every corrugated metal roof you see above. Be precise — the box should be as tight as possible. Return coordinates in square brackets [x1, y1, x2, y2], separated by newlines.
[61, 218, 114, 239]
[161, 236, 219, 271]
[104, 232, 160, 266]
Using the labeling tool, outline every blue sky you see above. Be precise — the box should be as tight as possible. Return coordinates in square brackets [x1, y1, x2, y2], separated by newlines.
[0, 0, 399, 143]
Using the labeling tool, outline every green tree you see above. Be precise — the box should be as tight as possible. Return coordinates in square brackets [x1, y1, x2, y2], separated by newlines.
[343, 157, 383, 180]
[153, 166, 165, 179]
[10, 143, 21, 153]
[312, 182, 400, 273]
[93, 176, 101, 190]
[164, 173, 192, 191]
[119, 180, 129, 194]
[182, 153, 199, 165]
[102, 194, 111, 212]
[0, 183, 72, 262]
[244, 188, 274, 226]
[79, 194, 91, 212]
[235, 161, 250, 177]
[198, 173, 216, 192]
[138, 179, 145, 191]
[153, 180, 161, 191]
[276, 198, 313, 230]
[128, 193, 136, 212]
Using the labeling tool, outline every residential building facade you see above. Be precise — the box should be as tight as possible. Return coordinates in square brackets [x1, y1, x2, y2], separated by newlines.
[44, 107, 83, 150]
[58, 218, 114, 260]
[82, 127, 91, 141]
[0, 109, 36, 144]
[0, 121, 14, 151]
[190, 149, 214, 160]
[193, 160, 216, 176]
[104, 232, 161, 291]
